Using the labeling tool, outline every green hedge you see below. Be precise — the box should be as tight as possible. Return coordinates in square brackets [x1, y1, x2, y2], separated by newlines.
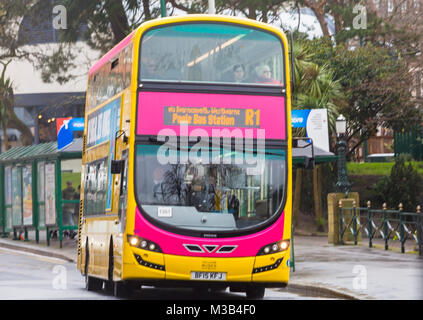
[347, 162, 423, 176]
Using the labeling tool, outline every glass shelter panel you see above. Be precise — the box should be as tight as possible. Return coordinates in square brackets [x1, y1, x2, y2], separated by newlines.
[37, 162, 45, 228]
[11, 167, 22, 227]
[61, 159, 82, 226]
[22, 165, 33, 226]
[45, 163, 56, 226]
[4, 166, 12, 230]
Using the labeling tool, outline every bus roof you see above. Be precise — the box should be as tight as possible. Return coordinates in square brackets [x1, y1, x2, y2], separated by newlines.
[88, 15, 287, 77]
[89, 30, 135, 77]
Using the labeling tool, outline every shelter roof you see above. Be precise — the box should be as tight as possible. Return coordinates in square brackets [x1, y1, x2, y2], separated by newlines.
[0, 138, 82, 164]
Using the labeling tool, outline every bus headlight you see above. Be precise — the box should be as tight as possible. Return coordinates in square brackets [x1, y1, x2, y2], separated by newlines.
[257, 240, 290, 256]
[127, 235, 163, 253]
[129, 236, 139, 247]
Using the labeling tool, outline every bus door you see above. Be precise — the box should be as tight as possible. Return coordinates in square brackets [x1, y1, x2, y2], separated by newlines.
[118, 149, 129, 232]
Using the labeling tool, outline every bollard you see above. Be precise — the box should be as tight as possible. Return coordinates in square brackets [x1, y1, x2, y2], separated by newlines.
[353, 200, 357, 245]
[399, 203, 405, 253]
[383, 203, 388, 251]
[367, 201, 373, 248]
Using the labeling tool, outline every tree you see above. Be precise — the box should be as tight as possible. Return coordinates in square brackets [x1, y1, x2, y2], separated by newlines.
[0, 62, 12, 150]
[292, 37, 345, 133]
[307, 38, 421, 158]
[300, 0, 331, 37]
[0, 0, 40, 146]
[375, 155, 422, 211]
[0, 62, 33, 148]
[290, 36, 346, 226]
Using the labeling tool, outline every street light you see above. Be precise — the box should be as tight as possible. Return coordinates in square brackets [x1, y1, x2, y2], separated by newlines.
[335, 114, 351, 196]
[336, 114, 346, 136]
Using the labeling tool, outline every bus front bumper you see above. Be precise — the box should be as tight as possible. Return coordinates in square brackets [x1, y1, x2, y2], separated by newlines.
[123, 247, 290, 287]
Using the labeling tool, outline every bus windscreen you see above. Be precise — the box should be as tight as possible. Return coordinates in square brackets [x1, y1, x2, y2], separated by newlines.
[135, 144, 286, 233]
[139, 23, 284, 86]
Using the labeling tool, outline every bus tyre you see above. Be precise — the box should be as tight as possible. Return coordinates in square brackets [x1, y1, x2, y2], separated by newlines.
[113, 281, 132, 298]
[85, 274, 103, 291]
[246, 286, 265, 299]
[85, 245, 102, 291]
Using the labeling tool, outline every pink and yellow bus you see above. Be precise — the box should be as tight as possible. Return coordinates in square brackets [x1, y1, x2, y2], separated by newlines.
[77, 14, 292, 299]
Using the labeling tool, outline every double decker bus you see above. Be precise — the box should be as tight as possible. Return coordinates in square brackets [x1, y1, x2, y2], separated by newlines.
[77, 14, 292, 299]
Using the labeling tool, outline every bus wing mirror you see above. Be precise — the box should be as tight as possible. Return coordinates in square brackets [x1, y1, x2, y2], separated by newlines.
[111, 160, 124, 174]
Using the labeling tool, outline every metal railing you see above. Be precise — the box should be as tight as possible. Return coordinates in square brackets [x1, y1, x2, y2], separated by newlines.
[339, 201, 423, 256]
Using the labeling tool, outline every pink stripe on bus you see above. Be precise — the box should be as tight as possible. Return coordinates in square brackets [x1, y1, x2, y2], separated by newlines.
[134, 207, 285, 258]
[89, 31, 135, 76]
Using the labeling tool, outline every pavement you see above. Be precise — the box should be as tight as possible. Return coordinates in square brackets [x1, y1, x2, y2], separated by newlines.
[0, 230, 422, 300]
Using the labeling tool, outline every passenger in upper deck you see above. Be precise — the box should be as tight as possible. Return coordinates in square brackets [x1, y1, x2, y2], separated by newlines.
[221, 64, 246, 84]
[254, 64, 280, 85]
[141, 56, 181, 81]
[231, 64, 246, 83]
[141, 57, 160, 79]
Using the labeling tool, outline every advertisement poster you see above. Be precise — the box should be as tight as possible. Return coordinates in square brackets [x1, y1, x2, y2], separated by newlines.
[5, 166, 12, 229]
[291, 109, 329, 152]
[11, 167, 22, 227]
[45, 163, 56, 226]
[37, 162, 45, 227]
[5, 166, 12, 204]
[22, 165, 33, 226]
[86, 97, 121, 210]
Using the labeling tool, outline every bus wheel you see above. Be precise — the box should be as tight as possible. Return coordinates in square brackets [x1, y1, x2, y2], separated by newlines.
[85, 247, 102, 291]
[246, 286, 265, 299]
[113, 281, 132, 298]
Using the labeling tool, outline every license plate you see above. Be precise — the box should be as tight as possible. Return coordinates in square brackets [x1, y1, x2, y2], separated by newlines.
[191, 271, 226, 281]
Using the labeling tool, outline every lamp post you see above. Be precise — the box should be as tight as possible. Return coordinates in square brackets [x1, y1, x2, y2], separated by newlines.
[160, 0, 166, 17]
[335, 114, 351, 196]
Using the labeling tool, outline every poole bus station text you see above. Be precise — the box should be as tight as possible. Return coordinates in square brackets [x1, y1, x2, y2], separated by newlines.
[164, 106, 261, 128]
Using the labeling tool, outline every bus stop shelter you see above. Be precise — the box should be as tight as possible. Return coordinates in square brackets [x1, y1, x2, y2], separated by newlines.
[0, 139, 82, 248]
[292, 138, 337, 167]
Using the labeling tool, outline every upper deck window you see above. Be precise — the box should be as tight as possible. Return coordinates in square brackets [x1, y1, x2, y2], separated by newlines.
[139, 23, 284, 86]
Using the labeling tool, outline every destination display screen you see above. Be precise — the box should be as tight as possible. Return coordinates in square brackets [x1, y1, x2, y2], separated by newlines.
[137, 91, 285, 140]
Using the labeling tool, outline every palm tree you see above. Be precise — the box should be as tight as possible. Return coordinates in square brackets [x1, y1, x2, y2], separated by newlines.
[292, 41, 346, 133]
[0, 62, 33, 150]
[0, 62, 13, 151]
[290, 39, 346, 229]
